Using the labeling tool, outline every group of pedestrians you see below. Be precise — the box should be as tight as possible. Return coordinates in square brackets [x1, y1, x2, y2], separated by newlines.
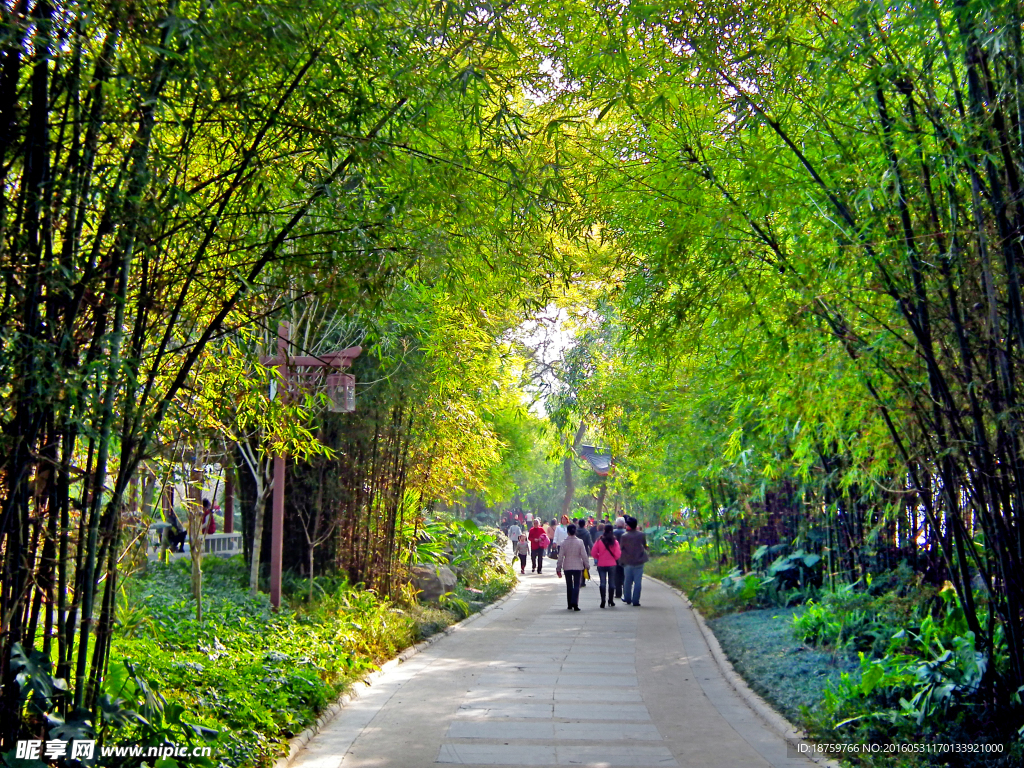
[507, 518, 551, 574]
[558, 517, 649, 610]
[510, 514, 649, 612]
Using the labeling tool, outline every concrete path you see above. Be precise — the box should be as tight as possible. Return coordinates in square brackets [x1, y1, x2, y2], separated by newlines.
[290, 572, 817, 768]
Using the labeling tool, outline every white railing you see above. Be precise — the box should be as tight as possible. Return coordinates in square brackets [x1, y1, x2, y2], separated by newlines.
[203, 532, 241, 555]
[147, 526, 242, 559]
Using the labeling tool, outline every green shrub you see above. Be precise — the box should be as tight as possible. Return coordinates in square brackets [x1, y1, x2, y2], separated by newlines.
[108, 551, 513, 768]
[413, 515, 514, 590]
[645, 525, 704, 556]
[646, 551, 742, 617]
[753, 545, 823, 594]
[794, 588, 896, 656]
[799, 580, 1022, 765]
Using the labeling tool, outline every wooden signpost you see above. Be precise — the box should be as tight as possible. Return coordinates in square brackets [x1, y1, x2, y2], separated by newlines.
[261, 321, 360, 608]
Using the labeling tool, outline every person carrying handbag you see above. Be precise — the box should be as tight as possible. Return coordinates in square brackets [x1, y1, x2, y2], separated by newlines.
[513, 534, 530, 574]
[589, 524, 621, 608]
[556, 524, 589, 611]
[575, 518, 593, 587]
[528, 519, 548, 573]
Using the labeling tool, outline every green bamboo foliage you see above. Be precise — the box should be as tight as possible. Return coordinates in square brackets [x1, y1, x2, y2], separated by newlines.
[0, 0, 561, 744]
[532, 0, 1024, 702]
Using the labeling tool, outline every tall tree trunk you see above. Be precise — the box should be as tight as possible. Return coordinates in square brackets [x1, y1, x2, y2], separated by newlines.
[239, 440, 271, 598]
[561, 421, 587, 519]
[595, 480, 608, 520]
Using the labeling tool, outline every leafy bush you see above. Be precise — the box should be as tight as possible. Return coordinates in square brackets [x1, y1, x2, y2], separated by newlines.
[650, 542, 823, 616]
[438, 592, 472, 619]
[413, 514, 514, 593]
[8, 642, 221, 768]
[720, 569, 760, 602]
[753, 545, 822, 593]
[646, 551, 738, 617]
[794, 586, 898, 656]
[112, 559, 397, 761]
[799, 580, 1022, 766]
[642, 522, 717, 558]
[654, 551, 1022, 764]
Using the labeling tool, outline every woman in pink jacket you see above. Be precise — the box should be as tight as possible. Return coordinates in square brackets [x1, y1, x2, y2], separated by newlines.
[589, 524, 621, 608]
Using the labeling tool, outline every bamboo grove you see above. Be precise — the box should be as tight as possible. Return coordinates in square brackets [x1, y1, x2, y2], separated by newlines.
[0, 0, 566, 746]
[4, 0, 1024, 754]
[530, 0, 1024, 715]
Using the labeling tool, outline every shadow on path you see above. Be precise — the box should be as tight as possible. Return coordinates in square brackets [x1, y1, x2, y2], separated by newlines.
[289, 571, 818, 768]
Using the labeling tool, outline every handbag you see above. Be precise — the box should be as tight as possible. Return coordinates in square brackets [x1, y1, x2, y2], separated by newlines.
[583, 567, 590, 580]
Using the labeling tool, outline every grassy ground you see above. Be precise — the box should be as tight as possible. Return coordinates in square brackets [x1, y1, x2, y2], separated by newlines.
[649, 553, 853, 724]
[708, 608, 857, 724]
[109, 556, 514, 767]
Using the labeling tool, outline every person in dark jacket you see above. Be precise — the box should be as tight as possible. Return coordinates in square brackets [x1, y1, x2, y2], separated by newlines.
[167, 509, 187, 552]
[574, 518, 593, 586]
[619, 516, 650, 606]
[612, 517, 627, 599]
[575, 519, 593, 553]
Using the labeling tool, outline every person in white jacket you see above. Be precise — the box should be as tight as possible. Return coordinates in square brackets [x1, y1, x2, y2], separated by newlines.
[507, 521, 522, 542]
[553, 515, 569, 548]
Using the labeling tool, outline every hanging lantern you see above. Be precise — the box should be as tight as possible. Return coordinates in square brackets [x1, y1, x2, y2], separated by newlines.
[325, 372, 355, 413]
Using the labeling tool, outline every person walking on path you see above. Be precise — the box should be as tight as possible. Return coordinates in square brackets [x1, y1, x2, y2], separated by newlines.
[612, 517, 627, 600]
[556, 524, 588, 611]
[553, 516, 569, 550]
[514, 534, 530, 574]
[507, 520, 522, 543]
[619, 516, 650, 606]
[575, 518, 593, 587]
[528, 519, 548, 573]
[575, 518, 593, 553]
[590, 524, 621, 608]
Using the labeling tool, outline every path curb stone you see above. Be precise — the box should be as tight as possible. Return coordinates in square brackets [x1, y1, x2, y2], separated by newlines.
[272, 582, 520, 768]
[649, 577, 842, 768]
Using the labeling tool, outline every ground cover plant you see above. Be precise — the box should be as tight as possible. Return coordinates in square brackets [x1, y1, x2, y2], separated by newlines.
[794, 580, 1021, 767]
[708, 608, 857, 725]
[651, 549, 1022, 766]
[97, 551, 512, 768]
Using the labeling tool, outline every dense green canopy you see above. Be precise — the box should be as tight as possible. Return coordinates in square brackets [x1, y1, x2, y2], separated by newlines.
[2, 0, 1023, 758]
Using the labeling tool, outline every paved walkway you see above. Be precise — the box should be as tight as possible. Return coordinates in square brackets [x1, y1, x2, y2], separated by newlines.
[291, 571, 817, 768]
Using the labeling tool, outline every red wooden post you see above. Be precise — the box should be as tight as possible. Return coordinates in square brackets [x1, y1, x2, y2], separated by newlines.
[162, 486, 173, 520]
[270, 453, 286, 609]
[270, 322, 289, 610]
[224, 470, 234, 534]
[264, 320, 358, 609]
